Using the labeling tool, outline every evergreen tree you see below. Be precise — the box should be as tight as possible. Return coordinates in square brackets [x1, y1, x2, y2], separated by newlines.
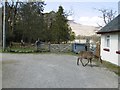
[51, 6, 72, 43]
[43, 11, 56, 42]
[3, 3, 75, 45]
[15, 2, 45, 43]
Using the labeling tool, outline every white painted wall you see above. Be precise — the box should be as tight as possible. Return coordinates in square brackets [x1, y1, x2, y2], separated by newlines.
[101, 33, 119, 65]
[118, 33, 120, 65]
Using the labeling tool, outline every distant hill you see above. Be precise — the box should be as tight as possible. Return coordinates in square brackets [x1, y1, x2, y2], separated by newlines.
[68, 20, 99, 36]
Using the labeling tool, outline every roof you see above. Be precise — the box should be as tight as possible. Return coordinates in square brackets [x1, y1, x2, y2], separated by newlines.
[97, 14, 120, 34]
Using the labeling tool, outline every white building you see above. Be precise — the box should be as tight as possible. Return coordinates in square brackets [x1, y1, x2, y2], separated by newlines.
[97, 14, 120, 65]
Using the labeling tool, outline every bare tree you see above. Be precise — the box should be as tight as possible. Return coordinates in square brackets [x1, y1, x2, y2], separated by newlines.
[95, 8, 117, 27]
[64, 7, 74, 18]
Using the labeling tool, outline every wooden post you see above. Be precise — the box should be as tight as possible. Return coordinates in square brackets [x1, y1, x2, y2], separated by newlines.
[96, 41, 100, 58]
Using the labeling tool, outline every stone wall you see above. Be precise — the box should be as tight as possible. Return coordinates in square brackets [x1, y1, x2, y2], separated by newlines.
[50, 44, 72, 53]
[38, 43, 72, 53]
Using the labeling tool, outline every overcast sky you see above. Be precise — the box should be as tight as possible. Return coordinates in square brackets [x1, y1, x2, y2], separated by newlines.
[1, 0, 119, 26]
[44, 1, 119, 26]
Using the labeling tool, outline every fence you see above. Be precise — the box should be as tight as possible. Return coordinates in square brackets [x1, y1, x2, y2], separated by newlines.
[7, 42, 100, 54]
[50, 44, 72, 53]
[95, 42, 100, 57]
[38, 43, 72, 52]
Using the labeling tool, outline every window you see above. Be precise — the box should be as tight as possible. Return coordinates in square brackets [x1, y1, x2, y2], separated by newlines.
[105, 35, 110, 47]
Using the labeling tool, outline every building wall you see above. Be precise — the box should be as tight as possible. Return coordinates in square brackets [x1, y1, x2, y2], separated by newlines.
[101, 33, 119, 65]
[118, 33, 120, 65]
[0, 8, 2, 47]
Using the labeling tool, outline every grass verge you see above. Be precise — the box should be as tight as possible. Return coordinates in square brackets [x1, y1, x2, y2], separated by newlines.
[0, 48, 2, 53]
[93, 59, 120, 76]
[2, 60, 18, 64]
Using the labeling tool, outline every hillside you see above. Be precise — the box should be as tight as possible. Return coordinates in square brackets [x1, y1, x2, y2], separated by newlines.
[68, 20, 99, 36]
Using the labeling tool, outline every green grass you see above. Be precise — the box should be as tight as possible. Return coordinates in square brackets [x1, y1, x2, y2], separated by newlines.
[2, 46, 36, 53]
[10, 46, 35, 51]
[0, 49, 2, 53]
[102, 61, 120, 76]
[93, 59, 120, 76]
[3, 45, 51, 53]
[2, 60, 18, 64]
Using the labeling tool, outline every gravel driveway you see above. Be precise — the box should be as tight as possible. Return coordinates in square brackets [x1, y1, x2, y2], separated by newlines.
[2, 53, 118, 88]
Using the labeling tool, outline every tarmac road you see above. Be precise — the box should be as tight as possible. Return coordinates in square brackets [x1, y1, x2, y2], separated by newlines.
[2, 53, 118, 88]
